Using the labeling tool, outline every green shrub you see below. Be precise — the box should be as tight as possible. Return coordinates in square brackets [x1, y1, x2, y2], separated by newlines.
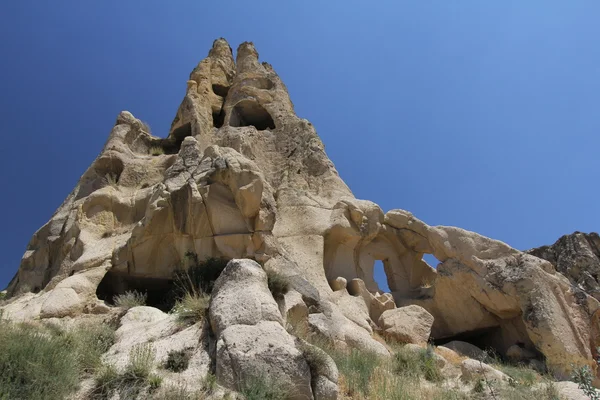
[126, 343, 156, 380]
[0, 322, 80, 400]
[393, 345, 443, 382]
[172, 292, 210, 325]
[239, 373, 287, 400]
[114, 290, 147, 309]
[91, 363, 120, 399]
[202, 372, 218, 394]
[332, 348, 380, 397]
[148, 374, 163, 390]
[149, 146, 165, 156]
[0, 290, 6, 301]
[266, 269, 290, 300]
[174, 253, 228, 295]
[72, 322, 116, 373]
[165, 348, 192, 372]
[496, 364, 539, 387]
[571, 365, 600, 400]
[92, 343, 157, 399]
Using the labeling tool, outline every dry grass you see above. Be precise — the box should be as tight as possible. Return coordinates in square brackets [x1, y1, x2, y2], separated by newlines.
[149, 146, 164, 156]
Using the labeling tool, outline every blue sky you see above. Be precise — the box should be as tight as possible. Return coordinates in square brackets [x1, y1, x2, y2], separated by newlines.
[1, 1, 599, 290]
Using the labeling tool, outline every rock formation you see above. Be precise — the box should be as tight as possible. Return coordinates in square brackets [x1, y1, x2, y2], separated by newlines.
[3, 38, 600, 397]
[528, 232, 600, 300]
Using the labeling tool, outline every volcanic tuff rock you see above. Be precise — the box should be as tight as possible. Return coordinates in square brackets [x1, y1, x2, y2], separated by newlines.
[3, 38, 600, 395]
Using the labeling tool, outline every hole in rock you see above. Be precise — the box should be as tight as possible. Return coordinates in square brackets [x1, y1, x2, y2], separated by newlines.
[423, 253, 441, 269]
[94, 157, 124, 184]
[212, 109, 225, 128]
[434, 326, 506, 358]
[96, 270, 175, 311]
[160, 122, 193, 154]
[229, 100, 275, 130]
[212, 84, 230, 98]
[373, 260, 391, 293]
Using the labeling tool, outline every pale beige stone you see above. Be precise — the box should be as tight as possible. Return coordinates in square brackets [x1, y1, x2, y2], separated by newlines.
[460, 359, 508, 382]
[378, 305, 434, 344]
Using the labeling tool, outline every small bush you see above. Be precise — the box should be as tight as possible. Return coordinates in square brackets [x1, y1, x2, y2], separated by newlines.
[239, 373, 287, 400]
[126, 343, 156, 380]
[0, 322, 80, 400]
[173, 292, 210, 325]
[174, 253, 228, 295]
[104, 173, 119, 189]
[91, 363, 120, 399]
[496, 364, 539, 387]
[0, 290, 6, 300]
[72, 322, 116, 373]
[203, 372, 218, 394]
[92, 343, 157, 399]
[165, 348, 192, 372]
[332, 348, 380, 397]
[266, 269, 290, 300]
[148, 374, 163, 390]
[150, 146, 165, 156]
[114, 290, 147, 309]
[393, 345, 443, 382]
[571, 365, 600, 400]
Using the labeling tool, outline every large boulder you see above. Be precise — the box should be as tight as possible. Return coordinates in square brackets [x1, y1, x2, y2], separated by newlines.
[378, 305, 434, 344]
[210, 259, 338, 400]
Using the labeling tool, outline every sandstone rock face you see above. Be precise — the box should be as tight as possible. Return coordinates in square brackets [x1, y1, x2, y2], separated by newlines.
[3, 38, 600, 385]
[378, 305, 434, 344]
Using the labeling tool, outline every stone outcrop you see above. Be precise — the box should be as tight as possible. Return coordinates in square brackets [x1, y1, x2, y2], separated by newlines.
[378, 305, 434, 344]
[209, 259, 337, 400]
[528, 232, 600, 300]
[3, 37, 600, 392]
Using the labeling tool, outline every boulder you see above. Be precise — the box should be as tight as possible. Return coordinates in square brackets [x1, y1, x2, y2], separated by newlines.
[378, 305, 434, 344]
[210, 259, 333, 399]
[443, 341, 487, 361]
[460, 359, 508, 382]
[506, 344, 537, 362]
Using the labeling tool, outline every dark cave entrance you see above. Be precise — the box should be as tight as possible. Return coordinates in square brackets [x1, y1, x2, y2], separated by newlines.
[159, 122, 193, 155]
[96, 270, 175, 311]
[212, 84, 230, 98]
[229, 100, 275, 130]
[433, 326, 506, 358]
[212, 109, 225, 128]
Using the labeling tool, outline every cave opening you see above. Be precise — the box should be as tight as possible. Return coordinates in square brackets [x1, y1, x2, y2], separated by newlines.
[433, 326, 507, 359]
[161, 122, 193, 154]
[96, 270, 176, 311]
[229, 100, 275, 130]
[213, 109, 225, 128]
[212, 84, 230, 98]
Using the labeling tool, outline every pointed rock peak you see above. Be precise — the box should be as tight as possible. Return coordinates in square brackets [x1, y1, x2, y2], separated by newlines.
[209, 37, 233, 58]
[237, 41, 258, 62]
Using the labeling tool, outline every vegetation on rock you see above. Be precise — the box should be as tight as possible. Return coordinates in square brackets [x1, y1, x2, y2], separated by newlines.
[114, 290, 147, 309]
[266, 269, 290, 300]
[0, 319, 115, 400]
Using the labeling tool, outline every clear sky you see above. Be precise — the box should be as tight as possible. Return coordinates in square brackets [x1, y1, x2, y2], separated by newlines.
[1, 1, 599, 290]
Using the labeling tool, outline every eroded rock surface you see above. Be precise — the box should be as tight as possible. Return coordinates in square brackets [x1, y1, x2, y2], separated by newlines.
[3, 38, 600, 390]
